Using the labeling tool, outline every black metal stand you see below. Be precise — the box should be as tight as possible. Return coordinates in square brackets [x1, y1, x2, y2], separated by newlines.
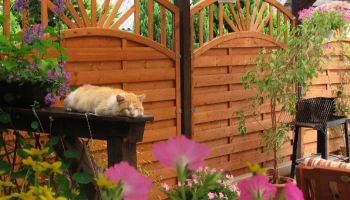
[289, 115, 350, 178]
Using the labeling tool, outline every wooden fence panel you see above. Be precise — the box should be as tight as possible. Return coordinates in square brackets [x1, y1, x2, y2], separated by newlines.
[191, 0, 295, 176]
[304, 38, 350, 159]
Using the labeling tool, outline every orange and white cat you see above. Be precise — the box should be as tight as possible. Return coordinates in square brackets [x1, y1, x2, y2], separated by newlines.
[64, 85, 146, 118]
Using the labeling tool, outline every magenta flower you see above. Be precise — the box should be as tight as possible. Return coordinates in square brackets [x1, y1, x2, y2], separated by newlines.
[285, 182, 304, 200]
[237, 174, 276, 200]
[152, 135, 210, 170]
[104, 162, 152, 200]
[162, 183, 170, 191]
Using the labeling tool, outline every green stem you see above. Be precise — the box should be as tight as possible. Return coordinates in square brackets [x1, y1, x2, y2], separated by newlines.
[180, 185, 186, 200]
[18, 169, 30, 200]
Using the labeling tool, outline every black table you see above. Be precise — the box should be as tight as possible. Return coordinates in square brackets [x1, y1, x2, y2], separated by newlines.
[289, 115, 349, 178]
[0, 106, 154, 167]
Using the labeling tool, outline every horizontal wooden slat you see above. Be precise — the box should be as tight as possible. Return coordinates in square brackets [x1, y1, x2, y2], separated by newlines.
[194, 102, 281, 124]
[130, 88, 175, 102]
[194, 89, 255, 106]
[193, 73, 244, 87]
[194, 120, 271, 142]
[214, 38, 279, 48]
[70, 68, 175, 85]
[208, 145, 293, 172]
[141, 126, 177, 143]
[145, 107, 176, 121]
[60, 47, 169, 61]
[312, 75, 341, 85]
[207, 138, 265, 159]
[194, 54, 269, 67]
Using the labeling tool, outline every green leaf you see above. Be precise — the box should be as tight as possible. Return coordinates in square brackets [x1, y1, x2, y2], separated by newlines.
[0, 113, 10, 124]
[72, 172, 93, 184]
[63, 149, 79, 158]
[1, 60, 18, 70]
[59, 54, 69, 61]
[0, 35, 7, 43]
[49, 136, 59, 146]
[0, 15, 6, 23]
[31, 121, 39, 129]
[0, 160, 12, 175]
[11, 170, 28, 179]
[59, 159, 70, 169]
[57, 174, 70, 198]
[33, 42, 47, 54]
[4, 93, 13, 103]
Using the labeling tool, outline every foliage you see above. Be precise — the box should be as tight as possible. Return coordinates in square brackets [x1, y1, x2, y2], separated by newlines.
[0, 24, 70, 105]
[160, 166, 240, 200]
[298, 4, 350, 30]
[236, 5, 350, 184]
[139, 0, 174, 49]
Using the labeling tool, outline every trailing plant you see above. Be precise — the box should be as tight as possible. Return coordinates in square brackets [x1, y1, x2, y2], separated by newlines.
[235, 5, 350, 184]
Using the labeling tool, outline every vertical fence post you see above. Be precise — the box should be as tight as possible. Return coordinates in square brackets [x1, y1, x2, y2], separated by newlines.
[174, 0, 191, 139]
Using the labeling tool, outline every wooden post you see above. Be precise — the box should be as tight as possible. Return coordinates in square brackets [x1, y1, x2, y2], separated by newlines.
[174, 0, 191, 139]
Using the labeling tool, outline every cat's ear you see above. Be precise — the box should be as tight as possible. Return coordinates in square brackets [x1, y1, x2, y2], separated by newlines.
[138, 94, 146, 102]
[116, 95, 124, 103]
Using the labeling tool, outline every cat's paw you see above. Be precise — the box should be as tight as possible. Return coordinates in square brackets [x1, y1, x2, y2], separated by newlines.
[66, 107, 73, 112]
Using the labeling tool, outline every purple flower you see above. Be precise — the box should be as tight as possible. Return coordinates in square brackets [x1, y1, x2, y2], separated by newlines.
[62, 70, 70, 81]
[58, 83, 70, 96]
[323, 44, 332, 49]
[14, 0, 29, 13]
[8, 75, 13, 79]
[22, 24, 44, 43]
[323, 54, 330, 60]
[44, 93, 57, 106]
[47, 69, 59, 80]
[53, 0, 67, 15]
[16, 72, 20, 76]
[15, 77, 21, 81]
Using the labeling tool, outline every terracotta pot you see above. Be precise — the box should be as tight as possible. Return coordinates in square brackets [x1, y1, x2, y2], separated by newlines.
[268, 176, 296, 200]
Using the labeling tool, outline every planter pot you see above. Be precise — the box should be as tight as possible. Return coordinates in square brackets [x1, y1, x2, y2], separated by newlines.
[0, 81, 50, 108]
[268, 176, 296, 200]
[318, 29, 335, 38]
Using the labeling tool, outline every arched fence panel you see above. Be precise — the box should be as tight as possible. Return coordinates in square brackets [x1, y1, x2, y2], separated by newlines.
[190, 0, 295, 176]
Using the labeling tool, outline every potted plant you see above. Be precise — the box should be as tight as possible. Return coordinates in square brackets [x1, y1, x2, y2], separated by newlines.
[235, 4, 350, 196]
[298, 4, 350, 38]
[0, 0, 69, 107]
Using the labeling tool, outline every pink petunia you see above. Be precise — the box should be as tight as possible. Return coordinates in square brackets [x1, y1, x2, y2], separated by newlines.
[208, 192, 215, 199]
[237, 174, 277, 200]
[104, 162, 152, 200]
[152, 136, 210, 170]
[162, 183, 170, 192]
[285, 182, 304, 200]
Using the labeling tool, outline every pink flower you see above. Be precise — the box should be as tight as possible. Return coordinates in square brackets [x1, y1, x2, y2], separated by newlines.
[152, 136, 210, 170]
[285, 182, 304, 200]
[104, 162, 152, 200]
[237, 174, 277, 200]
[162, 183, 170, 191]
[208, 192, 215, 199]
[219, 192, 224, 198]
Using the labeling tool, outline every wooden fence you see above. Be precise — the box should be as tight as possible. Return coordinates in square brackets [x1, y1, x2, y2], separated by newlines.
[3, 0, 181, 198]
[190, 0, 295, 176]
[3, 0, 350, 199]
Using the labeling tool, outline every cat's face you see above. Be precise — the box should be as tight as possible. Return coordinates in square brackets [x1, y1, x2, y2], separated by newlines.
[117, 94, 146, 118]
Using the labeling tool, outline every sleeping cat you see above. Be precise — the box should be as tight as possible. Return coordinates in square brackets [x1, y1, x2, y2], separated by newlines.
[64, 85, 146, 118]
